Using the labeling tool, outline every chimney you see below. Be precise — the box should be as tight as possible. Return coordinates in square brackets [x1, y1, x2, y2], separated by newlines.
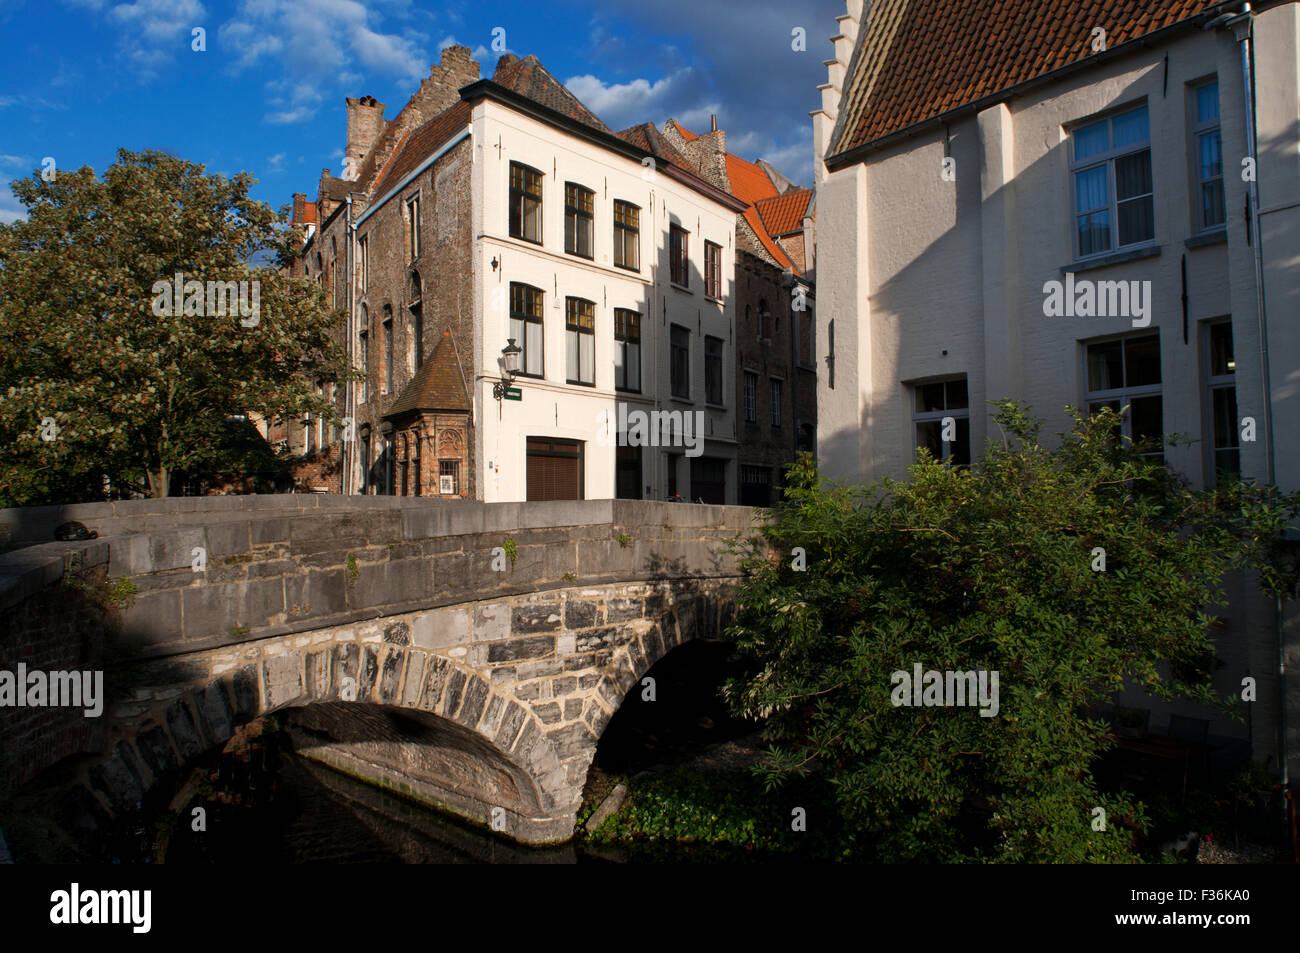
[291, 192, 307, 223]
[343, 95, 386, 182]
[711, 114, 717, 132]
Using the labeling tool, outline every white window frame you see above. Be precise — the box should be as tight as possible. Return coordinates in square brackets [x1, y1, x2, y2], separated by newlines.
[911, 377, 970, 464]
[1084, 332, 1164, 458]
[1190, 80, 1225, 233]
[1069, 103, 1155, 260]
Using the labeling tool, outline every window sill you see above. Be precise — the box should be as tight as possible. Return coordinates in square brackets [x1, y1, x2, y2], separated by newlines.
[1060, 243, 1161, 275]
[706, 402, 725, 410]
[669, 394, 693, 405]
[670, 281, 692, 294]
[566, 380, 596, 388]
[614, 263, 641, 274]
[1185, 230, 1227, 250]
[509, 234, 544, 247]
[565, 250, 596, 262]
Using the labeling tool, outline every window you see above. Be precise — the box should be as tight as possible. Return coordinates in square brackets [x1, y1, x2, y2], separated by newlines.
[614, 201, 639, 270]
[439, 460, 459, 496]
[705, 241, 722, 299]
[743, 372, 757, 422]
[759, 299, 770, 340]
[382, 433, 395, 495]
[1192, 81, 1225, 231]
[670, 324, 690, 398]
[408, 272, 423, 372]
[406, 194, 421, 259]
[670, 224, 689, 287]
[614, 308, 641, 392]
[705, 335, 724, 405]
[357, 234, 369, 292]
[360, 432, 371, 494]
[740, 465, 772, 507]
[565, 183, 594, 258]
[566, 297, 595, 386]
[358, 307, 369, 404]
[770, 378, 783, 428]
[1071, 104, 1154, 257]
[1206, 321, 1239, 482]
[509, 162, 543, 243]
[510, 283, 544, 377]
[828, 319, 835, 390]
[1085, 333, 1163, 458]
[382, 306, 394, 395]
[616, 445, 642, 500]
[913, 378, 970, 465]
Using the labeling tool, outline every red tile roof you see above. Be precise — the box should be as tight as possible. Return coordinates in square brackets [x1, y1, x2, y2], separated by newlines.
[755, 188, 812, 236]
[293, 201, 318, 226]
[668, 121, 797, 271]
[665, 119, 698, 141]
[492, 54, 612, 135]
[371, 101, 472, 198]
[384, 330, 470, 417]
[831, 0, 1226, 159]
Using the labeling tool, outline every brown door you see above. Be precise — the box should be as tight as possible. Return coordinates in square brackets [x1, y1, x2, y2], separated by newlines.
[526, 437, 584, 500]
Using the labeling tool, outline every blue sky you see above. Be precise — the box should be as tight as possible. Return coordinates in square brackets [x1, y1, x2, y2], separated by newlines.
[0, 0, 844, 225]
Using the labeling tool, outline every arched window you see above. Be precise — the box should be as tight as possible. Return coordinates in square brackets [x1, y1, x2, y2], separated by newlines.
[358, 304, 369, 404]
[408, 271, 423, 372]
[382, 305, 394, 395]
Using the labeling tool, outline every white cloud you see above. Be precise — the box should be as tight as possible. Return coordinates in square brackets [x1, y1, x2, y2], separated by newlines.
[0, 176, 26, 225]
[267, 152, 286, 171]
[102, 0, 206, 78]
[564, 69, 702, 132]
[217, 0, 436, 123]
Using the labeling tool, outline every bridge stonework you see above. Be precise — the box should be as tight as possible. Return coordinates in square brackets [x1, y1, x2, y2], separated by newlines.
[0, 498, 758, 845]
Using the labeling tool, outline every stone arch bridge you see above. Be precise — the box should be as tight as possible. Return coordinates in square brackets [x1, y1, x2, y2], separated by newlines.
[0, 497, 760, 844]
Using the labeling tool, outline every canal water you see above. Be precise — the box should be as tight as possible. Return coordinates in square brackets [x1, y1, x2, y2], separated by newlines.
[101, 640, 757, 864]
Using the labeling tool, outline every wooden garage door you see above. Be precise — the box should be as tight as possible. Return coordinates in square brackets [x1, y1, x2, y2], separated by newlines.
[526, 437, 584, 501]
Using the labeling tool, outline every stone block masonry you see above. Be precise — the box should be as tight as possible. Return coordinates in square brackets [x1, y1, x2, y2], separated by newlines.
[0, 498, 759, 845]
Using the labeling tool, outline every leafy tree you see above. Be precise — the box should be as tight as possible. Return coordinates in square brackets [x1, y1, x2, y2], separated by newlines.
[0, 148, 351, 505]
[724, 402, 1298, 862]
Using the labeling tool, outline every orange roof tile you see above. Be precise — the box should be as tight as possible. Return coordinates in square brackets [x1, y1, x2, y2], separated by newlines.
[371, 101, 472, 198]
[832, 0, 1229, 159]
[741, 207, 794, 271]
[755, 189, 811, 236]
[725, 154, 779, 205]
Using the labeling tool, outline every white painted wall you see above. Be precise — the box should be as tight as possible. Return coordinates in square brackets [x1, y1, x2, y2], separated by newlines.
[471, 100, 738, 503]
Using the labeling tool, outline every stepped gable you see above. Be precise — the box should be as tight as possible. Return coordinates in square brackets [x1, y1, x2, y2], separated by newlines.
[832, 0, 1220, 158]
[384, 330, 470, 418]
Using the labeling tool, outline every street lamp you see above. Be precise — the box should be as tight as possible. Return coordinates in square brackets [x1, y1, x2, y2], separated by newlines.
[493, 338, 522, 401]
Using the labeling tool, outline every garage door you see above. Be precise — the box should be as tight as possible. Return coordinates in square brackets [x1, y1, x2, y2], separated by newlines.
[526, 437, 584, 501]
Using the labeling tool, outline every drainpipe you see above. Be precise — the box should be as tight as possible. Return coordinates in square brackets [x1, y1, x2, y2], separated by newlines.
[345, 195, 355, 496]
[1209, 1, 1288, 805]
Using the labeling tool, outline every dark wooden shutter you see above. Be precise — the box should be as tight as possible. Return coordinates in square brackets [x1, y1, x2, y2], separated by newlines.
[526, 438, 583, 501]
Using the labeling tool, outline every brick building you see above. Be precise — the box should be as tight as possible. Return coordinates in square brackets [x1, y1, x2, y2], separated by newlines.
[289, 46, 751, 503]
[661, 119, 817, 505]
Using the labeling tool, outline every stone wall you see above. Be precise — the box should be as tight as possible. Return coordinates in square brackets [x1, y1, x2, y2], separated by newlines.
[0, 497, 761, 844]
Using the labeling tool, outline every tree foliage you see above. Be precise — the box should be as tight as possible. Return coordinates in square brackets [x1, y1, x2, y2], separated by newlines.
[724, 402, 1299, 862]
[0, 149, 351, 504]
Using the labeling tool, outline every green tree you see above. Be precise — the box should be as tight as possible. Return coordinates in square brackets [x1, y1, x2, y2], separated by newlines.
[0, 148, 351, 504]
[724, 402, 1298, 863]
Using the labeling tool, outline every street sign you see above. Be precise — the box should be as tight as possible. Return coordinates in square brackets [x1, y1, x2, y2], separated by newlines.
[503, 387, 522, 401]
